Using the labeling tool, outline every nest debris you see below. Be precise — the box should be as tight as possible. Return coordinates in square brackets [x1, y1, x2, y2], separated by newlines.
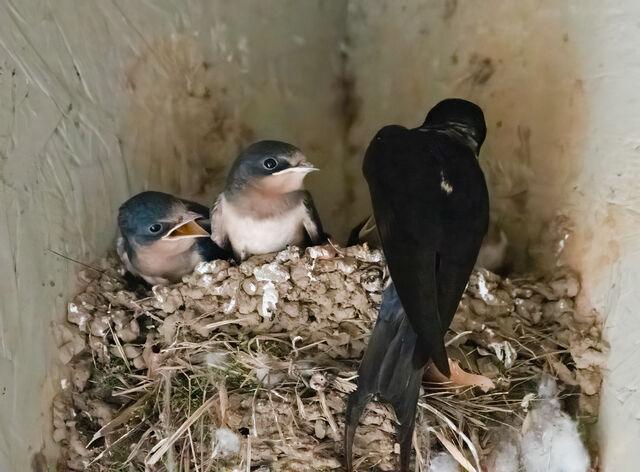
[53, 243, 605, 471]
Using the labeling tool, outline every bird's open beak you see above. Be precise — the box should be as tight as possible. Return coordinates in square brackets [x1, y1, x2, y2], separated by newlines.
[273, 161, 319, 176]
[162, 214, 210, 240]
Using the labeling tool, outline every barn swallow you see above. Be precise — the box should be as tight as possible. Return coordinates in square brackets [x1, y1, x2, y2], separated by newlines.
[210, 140, 326, 261]
[117, 191, 229, 285]
[345, 99, 490, 471]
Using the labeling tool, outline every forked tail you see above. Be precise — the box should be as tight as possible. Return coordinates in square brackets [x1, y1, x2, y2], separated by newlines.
[344, 283, 425, 472]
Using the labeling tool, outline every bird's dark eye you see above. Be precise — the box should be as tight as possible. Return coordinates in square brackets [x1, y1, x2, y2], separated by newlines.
[149, 223, 162, 233]
[263, 158, 277, 169]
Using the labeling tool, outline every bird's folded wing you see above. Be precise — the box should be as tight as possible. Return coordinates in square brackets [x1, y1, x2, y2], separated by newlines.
[301, 191, 326, 245]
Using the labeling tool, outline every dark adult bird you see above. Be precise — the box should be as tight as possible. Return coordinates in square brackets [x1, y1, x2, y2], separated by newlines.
[345, 98, 492, 471]
[210, 140, 325, 261]
[117, 191, 228, 285]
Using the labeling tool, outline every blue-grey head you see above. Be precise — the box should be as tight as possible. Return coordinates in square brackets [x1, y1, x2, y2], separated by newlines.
[225, 140, 318, 195]
[118, 191, 210, 246]
[422, 98, 487, 154]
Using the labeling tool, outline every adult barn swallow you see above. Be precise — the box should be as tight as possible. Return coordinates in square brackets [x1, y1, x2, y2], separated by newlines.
[210, 140, 326, 261]
[345, 99, 490, 471]
[117, 191, 228, 285]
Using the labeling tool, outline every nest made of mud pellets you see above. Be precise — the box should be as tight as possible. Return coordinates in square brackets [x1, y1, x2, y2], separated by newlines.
[53, 243, 605, 471]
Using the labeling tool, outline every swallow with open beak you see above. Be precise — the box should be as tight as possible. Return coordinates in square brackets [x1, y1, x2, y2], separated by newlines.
[117, 191, 229, 285]
[210, 140, 326, 261]
[345, 99, 492, 471]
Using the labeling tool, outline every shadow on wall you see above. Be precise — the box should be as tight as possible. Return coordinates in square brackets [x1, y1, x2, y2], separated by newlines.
[345, 0, 588, 272]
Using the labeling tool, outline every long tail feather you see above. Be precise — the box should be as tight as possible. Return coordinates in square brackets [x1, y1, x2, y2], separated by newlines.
[345, 283, 425, 471]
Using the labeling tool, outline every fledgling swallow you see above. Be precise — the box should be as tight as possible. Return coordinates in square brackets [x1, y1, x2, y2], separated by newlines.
[345, 99, 490, 471]
[210, 140, 326, 261]
[117, 191, 229, 285]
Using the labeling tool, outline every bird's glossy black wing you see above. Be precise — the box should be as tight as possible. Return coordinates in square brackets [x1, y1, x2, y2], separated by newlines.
[363, 126, 450, 375]
[301, 191, 327, 245]
[434, 147, 489, 333]
[379, 221, 449, 374]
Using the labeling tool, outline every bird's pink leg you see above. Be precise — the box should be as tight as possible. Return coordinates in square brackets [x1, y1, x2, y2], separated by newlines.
[424, 359, 495, 392]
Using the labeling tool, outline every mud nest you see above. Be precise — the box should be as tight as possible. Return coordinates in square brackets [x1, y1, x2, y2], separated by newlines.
[53, 243, 605, 471]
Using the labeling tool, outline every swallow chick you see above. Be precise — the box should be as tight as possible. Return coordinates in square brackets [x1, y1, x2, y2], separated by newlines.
[210, 140, 326, 261]
[345, 99, 493, 471]
[117, 191, 229, 285]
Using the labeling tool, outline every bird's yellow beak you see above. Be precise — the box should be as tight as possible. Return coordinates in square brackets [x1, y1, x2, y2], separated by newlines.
[162, 214, 210, 240]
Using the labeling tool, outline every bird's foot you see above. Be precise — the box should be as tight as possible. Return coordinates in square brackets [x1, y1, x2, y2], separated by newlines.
[425, 359, 495, 392]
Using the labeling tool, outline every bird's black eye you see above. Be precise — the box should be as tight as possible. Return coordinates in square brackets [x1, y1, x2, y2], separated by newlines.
[149, 223, 162, 233]
[263, 158, 277, 169]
